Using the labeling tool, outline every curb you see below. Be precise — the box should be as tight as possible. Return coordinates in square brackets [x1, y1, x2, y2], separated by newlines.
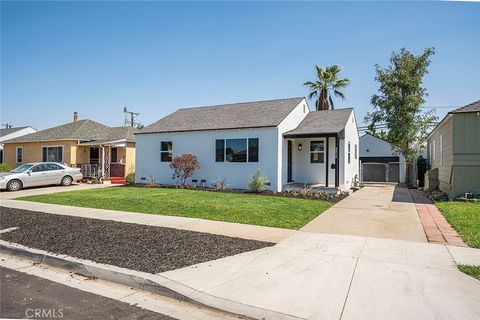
[0, 240, 304, 320]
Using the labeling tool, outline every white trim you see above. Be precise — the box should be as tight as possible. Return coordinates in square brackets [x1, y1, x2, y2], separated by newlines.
[41, 145, 64, 163]
[16, 146, 23, 163]
[432, 139, 436, 161]
[309, 139, 326, 164]
[440, 134, 443, 165]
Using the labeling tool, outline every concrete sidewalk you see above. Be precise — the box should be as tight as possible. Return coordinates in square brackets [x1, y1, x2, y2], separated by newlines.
[0, 199, 295, 243]
[301, 185, 428, 242]
[161, 232, 480, 320]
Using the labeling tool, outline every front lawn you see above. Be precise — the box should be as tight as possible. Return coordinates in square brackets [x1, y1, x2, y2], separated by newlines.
[458, 265, 480, 281]
[436, 202, 480, 248]
[17, 187, 332, 229]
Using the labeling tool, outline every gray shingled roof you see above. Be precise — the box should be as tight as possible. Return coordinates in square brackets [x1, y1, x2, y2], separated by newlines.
[450, 100, 480, 113]
[0, 126, 32, 137]
[3, 120, 137, 143]
[283, 108, 353, 137]
[138, 97, 305, 134]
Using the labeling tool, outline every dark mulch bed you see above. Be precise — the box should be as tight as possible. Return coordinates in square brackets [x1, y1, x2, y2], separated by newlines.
[0, 207, 273, 274]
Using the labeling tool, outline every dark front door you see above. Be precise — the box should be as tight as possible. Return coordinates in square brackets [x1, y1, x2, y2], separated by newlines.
[89, 147, 100, 164]
[287, 140, 293, 182]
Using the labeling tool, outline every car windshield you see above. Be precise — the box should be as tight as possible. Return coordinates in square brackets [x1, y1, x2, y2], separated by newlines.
[10, 164, 34, 173]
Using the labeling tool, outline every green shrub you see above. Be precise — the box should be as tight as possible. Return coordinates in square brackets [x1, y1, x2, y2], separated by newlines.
[248, 167, 270, 192]
[0, 163, 11, 172]
[126, 172, 135, 184]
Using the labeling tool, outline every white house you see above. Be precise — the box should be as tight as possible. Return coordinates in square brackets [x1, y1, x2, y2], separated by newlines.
[359, 133, 406, 183]
[135, 97, 359, 192]
[0, 126, 37, 164]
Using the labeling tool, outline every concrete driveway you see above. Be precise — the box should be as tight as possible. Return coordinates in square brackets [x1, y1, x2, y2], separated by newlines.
[301, 184, 427, 242]
[0, 183, 116, 200]
[162, 232, 480, 320]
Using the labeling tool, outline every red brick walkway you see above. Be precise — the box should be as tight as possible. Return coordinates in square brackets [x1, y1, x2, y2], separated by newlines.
[410, 189, 467, 247]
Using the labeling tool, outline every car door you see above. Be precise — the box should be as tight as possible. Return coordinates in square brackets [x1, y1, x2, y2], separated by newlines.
[25, 164, 48, 187]
[44, 163, 65, 184]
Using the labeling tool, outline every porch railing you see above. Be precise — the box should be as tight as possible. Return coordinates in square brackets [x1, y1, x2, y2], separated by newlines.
[79, 164, 102, 178]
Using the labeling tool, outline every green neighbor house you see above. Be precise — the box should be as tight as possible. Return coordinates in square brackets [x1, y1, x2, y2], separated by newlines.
[425, 100, 480, 199]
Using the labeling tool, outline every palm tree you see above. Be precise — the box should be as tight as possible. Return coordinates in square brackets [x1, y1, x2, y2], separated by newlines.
[304, 65, 350, 111]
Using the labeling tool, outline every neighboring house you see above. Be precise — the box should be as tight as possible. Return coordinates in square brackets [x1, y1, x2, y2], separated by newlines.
[135, 97, 359, 192]
[2, 115, 137, 178]
[425, 100, 480, 199]
[359, 133, 406, 183]
[0, 126, 37, 163]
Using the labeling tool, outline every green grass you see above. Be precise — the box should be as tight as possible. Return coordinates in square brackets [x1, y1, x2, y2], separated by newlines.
[17, 187, 332, 229]
[458, 264, 480, 281]
[436, 201, 480, 248]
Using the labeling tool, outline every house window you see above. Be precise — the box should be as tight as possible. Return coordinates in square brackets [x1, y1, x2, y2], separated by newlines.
[111, 148, 118, 163]
[310, 141, 325, 163]
[354, 144, 358, 160]
[226, 139, 247, 162]
[160, 141, 173, 162]
[348, 141, 351, 164]
[440, 135, 443, 165]
[42, 146, 63, 162]
[216, 138, 259, 163]
[16, 147, 23, 163]
[215, 139, 225, 162]
[248, 138, 259, 162]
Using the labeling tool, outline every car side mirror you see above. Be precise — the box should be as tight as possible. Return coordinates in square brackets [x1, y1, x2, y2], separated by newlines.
[26, 170, 32, 175]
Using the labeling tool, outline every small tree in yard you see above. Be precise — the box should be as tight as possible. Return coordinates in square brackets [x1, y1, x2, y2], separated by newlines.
[170, 153, 200, 187]
[365, 47, 438, 183]
[248, 167, 270, 192]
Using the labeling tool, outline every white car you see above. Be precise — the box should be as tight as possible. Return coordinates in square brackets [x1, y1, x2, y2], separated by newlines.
[0, 162, 83, 191]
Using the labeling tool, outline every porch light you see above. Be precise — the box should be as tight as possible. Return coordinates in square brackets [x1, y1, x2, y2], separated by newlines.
[298, 143, 302, 151]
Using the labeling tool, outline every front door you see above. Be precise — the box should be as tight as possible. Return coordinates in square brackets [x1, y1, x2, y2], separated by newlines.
[287, 140, 293, 182]
[89, 147, 100, 164]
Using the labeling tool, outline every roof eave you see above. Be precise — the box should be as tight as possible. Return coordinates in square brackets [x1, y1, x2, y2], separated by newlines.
[135, 125, 279, 135]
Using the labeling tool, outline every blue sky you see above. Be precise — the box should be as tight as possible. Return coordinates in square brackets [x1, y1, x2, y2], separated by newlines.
[1, 1, 479, 130]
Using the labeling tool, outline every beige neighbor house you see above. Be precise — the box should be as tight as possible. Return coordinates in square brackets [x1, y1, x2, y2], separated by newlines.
[2, 115, 137, 179]
[425, 100, 480, 199]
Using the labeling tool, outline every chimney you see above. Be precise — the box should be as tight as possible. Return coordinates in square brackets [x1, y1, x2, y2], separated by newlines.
[73, 112, 78, 122]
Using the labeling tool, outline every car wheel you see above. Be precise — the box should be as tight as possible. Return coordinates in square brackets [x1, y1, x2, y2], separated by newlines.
[7, 179, 23, 191]
[61, 175, 73, 186]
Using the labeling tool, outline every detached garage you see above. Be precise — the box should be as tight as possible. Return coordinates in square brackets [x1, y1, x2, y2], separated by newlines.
[359, 133, 405, 183]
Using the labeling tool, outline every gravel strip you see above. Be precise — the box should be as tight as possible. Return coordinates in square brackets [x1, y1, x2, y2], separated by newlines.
[0, 207, 273, 274]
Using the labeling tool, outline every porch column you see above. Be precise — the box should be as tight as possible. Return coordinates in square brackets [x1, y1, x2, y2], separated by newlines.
[101, 147, 105, 179]
[335, 134, 339, 188]
[325, 137, 329, 187]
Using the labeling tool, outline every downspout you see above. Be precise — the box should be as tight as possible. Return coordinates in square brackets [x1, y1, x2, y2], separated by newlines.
[100, 145, 105, 179]
[335, 134, 339, 188]
[325, 137, 329, 187]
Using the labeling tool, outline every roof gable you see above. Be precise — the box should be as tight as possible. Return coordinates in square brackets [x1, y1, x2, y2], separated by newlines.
[283, 108, 353, 137]
[138, 97, 305, 134]
[3, 120, 138, 143]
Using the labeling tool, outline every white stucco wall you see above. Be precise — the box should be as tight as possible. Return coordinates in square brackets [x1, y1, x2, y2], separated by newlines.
[278, 99, 310, 189]
[135, 127, 281, 191]
[359, 133, 406, 183]
[359, 133, 404, 159]
[342, 111, 360, 189]
[288, 137, 329, 185]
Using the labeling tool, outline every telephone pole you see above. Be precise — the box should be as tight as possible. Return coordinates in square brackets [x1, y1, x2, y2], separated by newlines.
[123, 107, 140, 127]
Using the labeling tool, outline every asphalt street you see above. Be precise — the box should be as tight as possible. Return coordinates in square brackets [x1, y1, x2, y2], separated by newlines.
[0, 267, 175, 320]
